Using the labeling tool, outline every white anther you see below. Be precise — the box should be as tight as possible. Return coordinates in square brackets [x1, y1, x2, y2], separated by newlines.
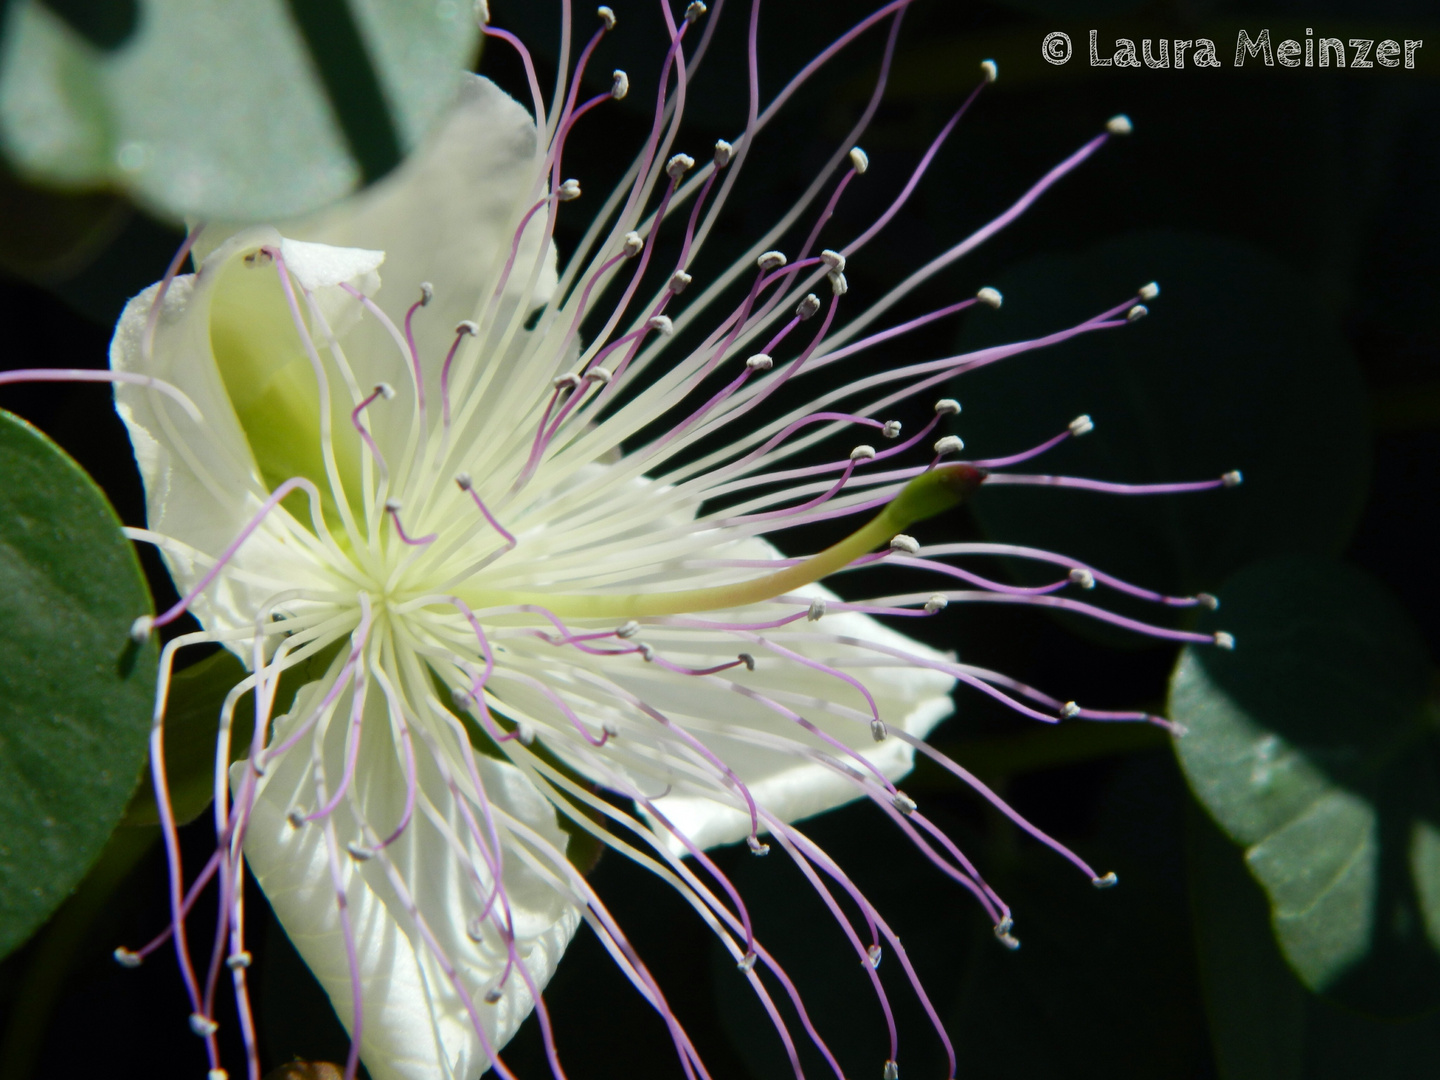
[584, 367, 613, 384]
[455, 320, 479, 337]
[1221, 470, 1243, 487]
[666, 153, 695, 180]
[891, 791, 917, 815]
[383, 497, 404, 513]
[934, 397, 961, 416]
[850, 445, 876, 461]
[647, 315, 675, 336]
[346, 842, 374, 862]
[1196, 592, 1219, 611]
[552, 373, 582, 391]
[884, 1061, 900, 1080]
[616, 620, 640, 638]
[1106, 114, 1134, 135]
[602, 723, 619, 739]
[638, 643, 656, 662]
[516, 724, 536, 745]
[1092, 871, 1119, 889]
[828, 270, 848, 296]
[924, 594, 948, 614]
[622, 231, 643, 256]
[1213, 631, 1236, 650]
[368, 382, 394, 404]
[484, 986, 505, 1004]
[933, 435, 964, 456]
[820, 249, 846, 272]
[1139, 281, 1160, 300]
[849, 146, 869, 173]
[738, 652, 755, 671]
[455, 472, 473, 491]
[1169, 720, 1190, 737]
[807, 598, 827, 621]
[669, 269, 693, 293]
[795, 293, 821, 320]
[1069, 414, 1094, 437]
[129, 615, 153, 643]
[867, 943, 883, 968]
[757, 250, 787, 271]
[597, 5, 616, 29]
[189, 1013, 219, 1037]
[995, 915, 1014, 937]
[1060, 701, 1081, 719]
[684, 1, 706, 21]
[870, 719, 889, 742]
[113, 947, 142, 968]
[737, 950, 758, 971]
[976, 286, 1003, 309]
[714, 139, 733, 167]
[610, 69, 629, 100]
[889, 534, 920, 555]
[286, 809, 306, 828]
[557, 178, 581, 201]
[980, 58, 998, 83]
[467, 916, 486, 943]
[996, 930, 1021, 950]
[1068, 568, 1096, 589]
[746, 836, 770, 856]
[1127, 304, 1148, 322]
[746, 353, 773, 371]
[418, 281, 434, 305]
[209, 1069, 229, 1080]
[226, 951, 252, 970]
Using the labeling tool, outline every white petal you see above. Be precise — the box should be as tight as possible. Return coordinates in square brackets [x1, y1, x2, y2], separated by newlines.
[278, 237, 384, 291]
[239, 677, 580, 1080]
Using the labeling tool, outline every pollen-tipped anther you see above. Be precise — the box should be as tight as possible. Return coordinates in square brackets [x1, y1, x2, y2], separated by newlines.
[669, 269, 693, 294]
[924, 594, 948, 614]
[189, 1013, 219, 1037]
[807, 598, 827, 621]
[129, 615, 153, 643]
[455, 320, 479, 337]
[418, 281, 434, 305]
[113, 947, 142, 968]
[1139, 281, 1160, 300]
[1213, 631, 1236, 650]
[666, 153, 695, 180]
[746, 836, 770, 856]
[889, 534, 920, 555]
[883, 420, 902, 438]
[892, 793, 917, 818]
[757, 250, 787, 270]
[226, 951, 252, 970]
[1092, 871, 1119, 888]
[210, 1069, 229, 1080]
[737, 950, 758, 971]
[870, 719, 889, 742]
[1069, 414, 1094, 436]
[597, 5, 616, 30]
[828, 270, 848, 296]
[622, 231, 643, 256]
[1107, 114, 1134, 135]
[375, 381, 397, 400]
[585, 367, 613, 384]
[981, 58, 998, 83]
[684, 1, 707, 22]
[976, 286, 1002, 309]
[884, 1061, 900, 1080]
[557, 178, 581, 201]
[1196, 592, 1219, 610]
[934, 397, 961, 416]
[850, 445, 876, 461]
[1068, 568, 1096, 589]
[1127, 304, 1149, 322]
[1059, 701, 1081, 719]
[616, 620, 640, 638]
[738, 652, 756, 672]
[647, 315, 675, 336]
[820, 249, 846, 272]
[455, 472, 473, 490]
[610, 69, 629, 100]
[796, 293, 821, 320]
[867, 943, 883, 968]
[933, 435, 964, 456]
[849, 146, 869, 173]
[745, 353, 773, 371]
[1221, 470, 1243, 487]
[713, 139, 733, 167]
[552, 373, 582, 391]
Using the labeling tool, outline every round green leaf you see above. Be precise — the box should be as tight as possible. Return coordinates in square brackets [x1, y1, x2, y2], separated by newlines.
[1170, 554, 1440, 1015]
[0, 409, 157, 959]
[0, 0, 479, 222]
[953, 232, 1370, 637]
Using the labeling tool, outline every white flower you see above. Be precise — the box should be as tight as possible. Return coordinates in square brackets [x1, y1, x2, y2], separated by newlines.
[103, 8, 1235, 1080]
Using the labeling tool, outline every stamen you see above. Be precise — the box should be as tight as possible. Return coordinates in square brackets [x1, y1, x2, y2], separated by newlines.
[670, 269, 694, 293]
[713, 139, 733, 167]
[807, 598, 827, 621]
[934, 398, 961, 416]
[849, 146, 870, 173]
[1139, 281, 1160, 300]
[933, 435, 963, 457]
[1092, 872, 1119, 888]
[1127, 304, 1148, 322]
[611, 69, 629, 100]
[975, 286, 1002, 309]
[980, 58, 998, 83]
[597, 5, 616, 31]
[795, 293, 822, 320]
[384, 499, 437, 546]
[1213, 631, 1236, 650]
[558, 178, 582, 200]
[889, 535, 920, 555]
[746, 354, 774, 371]
[1106, 114, 1134, 135]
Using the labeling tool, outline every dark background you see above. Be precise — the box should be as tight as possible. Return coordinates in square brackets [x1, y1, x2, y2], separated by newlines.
[1, 0, 1436, 1077]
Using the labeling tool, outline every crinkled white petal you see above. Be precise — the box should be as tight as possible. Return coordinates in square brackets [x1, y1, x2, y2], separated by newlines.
[238, 677, 580, 1080]
[278, 237, 385, 290]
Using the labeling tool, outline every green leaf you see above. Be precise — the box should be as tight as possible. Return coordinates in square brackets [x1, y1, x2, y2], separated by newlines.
[1170, 554, 1440, 1015]
[0, 0, 479, 222]
[953, 232, 1369, 641]
[0, 409, 156, 960]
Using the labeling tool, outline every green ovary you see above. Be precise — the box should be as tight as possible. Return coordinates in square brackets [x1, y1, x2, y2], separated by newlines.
[209, 256, 361, 529]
